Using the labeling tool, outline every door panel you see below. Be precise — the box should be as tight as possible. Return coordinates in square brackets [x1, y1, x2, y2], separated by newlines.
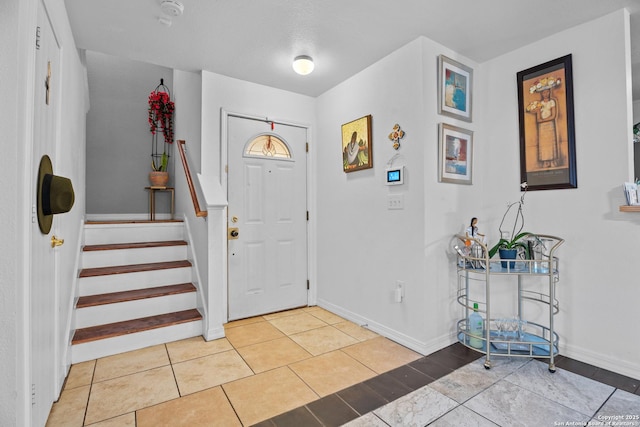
[228, 116, 307, 320]
[31, 1, 60, 424]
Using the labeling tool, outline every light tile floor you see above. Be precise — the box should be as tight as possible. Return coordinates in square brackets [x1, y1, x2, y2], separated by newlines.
[46, 306, 640, 426]
[46, 306, 420, 426]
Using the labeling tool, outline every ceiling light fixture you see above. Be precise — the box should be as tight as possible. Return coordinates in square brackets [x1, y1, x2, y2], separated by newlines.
[292, 55, 314, 75]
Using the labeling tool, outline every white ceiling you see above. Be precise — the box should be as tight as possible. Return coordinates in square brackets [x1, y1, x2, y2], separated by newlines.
[64, 0, 640, 100]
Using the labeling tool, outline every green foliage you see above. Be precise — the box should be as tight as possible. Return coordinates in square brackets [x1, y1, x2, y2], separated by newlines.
[151, 152, 169, 172]
[161, 152, 168, 171]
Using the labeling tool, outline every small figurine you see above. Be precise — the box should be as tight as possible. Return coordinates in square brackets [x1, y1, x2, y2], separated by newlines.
[466, 217, 485, 242]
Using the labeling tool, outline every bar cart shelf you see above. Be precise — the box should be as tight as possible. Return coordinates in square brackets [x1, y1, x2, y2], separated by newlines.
[454, 233, 564, 372]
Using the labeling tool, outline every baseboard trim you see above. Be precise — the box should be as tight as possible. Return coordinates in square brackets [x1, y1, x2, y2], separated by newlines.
[561, 342, 640, 379]
[316, 299, 455, 356]
[204, 326, 225, 341]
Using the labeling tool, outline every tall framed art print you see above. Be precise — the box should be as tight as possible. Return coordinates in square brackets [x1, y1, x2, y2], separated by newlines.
[517, 54, 577, 190]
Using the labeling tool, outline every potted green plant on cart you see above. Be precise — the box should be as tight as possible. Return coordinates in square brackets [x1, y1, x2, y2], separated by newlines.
[488, 182, 531, 268]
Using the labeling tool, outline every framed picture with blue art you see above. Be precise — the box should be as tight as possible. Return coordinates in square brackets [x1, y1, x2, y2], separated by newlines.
[438, 55, 473, 122]
[438, 123, 473, 185]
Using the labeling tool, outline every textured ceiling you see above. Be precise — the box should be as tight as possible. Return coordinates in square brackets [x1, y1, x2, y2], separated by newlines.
[64, 0, 640, 99]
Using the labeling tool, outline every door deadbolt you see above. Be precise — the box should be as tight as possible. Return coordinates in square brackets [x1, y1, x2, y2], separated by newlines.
[231, 216, 238, 223]
[228, 227, 239, 240]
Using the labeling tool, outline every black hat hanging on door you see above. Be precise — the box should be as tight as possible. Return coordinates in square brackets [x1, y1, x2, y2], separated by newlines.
[37, 155, 75, 234]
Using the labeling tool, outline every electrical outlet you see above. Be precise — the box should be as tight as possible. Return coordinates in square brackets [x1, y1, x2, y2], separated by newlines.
[388, 194, 404, 210]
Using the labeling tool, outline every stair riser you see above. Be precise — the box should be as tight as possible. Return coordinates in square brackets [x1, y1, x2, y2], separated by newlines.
[78, 267, 192, 296]
[71, 320, 202, 363]
[82, 246, 188, 269]
[84, 223, 184, 245]
[76, 293, 197, 328]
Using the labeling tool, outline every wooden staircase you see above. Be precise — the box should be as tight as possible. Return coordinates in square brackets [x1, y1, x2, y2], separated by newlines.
[71, 220, 203, 363]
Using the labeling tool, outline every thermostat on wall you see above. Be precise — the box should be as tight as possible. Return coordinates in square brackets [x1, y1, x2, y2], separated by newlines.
[386, 166, 404, 185]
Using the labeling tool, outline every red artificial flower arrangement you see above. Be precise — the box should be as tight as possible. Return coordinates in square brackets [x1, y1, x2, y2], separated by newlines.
[148, 90, 175, 145]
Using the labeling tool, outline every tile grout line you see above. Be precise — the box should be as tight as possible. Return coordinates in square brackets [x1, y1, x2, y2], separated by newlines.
[587, 388, 619, 424]
[81, 360, 98, 426]
[219, 383, 246, 426]
[165, 343, 184, 398]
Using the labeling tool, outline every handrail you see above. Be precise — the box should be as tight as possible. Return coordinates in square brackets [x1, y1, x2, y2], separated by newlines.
[177, 139, 207, 218]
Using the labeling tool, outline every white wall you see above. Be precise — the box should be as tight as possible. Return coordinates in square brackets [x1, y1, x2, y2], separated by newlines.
[315, 38, 482, 353]
[0, 0, 27, 424]
[201, 71, 316, 179]
[0, 0, 88, 424]
[481, 9, 639, 377]
[85, 52, 173, 216]
[172, 69, 210, 313]
[314, 10, 639, 378]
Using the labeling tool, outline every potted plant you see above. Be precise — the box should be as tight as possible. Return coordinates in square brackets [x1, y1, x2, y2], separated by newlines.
[488, 182, 531, 267]
[149, 152, 169, 186]
[147, 80, 174, 187]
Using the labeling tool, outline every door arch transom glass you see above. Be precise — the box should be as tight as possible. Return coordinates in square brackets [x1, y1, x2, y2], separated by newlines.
[244, 134, 292, 159]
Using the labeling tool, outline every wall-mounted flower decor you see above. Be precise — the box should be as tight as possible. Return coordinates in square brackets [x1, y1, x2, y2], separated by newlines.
[388, 124, 405, 150]
[148, 89, 175, 146]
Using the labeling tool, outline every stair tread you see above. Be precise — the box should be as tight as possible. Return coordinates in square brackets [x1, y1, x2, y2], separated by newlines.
[83, 240, 187, 252]
[77, 283, 196, 308]
[79, 260, 192, 278]
[72, 309, 202, 345]
[85, 220, 183, 224]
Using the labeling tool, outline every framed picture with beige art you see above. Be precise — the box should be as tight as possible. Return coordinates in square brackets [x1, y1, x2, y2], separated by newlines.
[517, 54, 577, 190]
[342, 115, 373, 172]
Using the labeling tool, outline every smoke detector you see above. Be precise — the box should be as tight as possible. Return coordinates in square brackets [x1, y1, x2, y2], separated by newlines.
[160, 0, 184, 17]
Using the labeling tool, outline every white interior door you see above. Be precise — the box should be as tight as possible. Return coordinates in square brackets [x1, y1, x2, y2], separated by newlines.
[30, 2, 60, 424]
[227, 115, 308, 320]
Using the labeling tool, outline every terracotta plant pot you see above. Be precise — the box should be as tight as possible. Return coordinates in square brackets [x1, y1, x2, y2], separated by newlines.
[149, 171, 169, 187]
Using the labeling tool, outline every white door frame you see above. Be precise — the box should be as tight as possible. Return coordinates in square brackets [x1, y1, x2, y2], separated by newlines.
[220, 108, 316, 318]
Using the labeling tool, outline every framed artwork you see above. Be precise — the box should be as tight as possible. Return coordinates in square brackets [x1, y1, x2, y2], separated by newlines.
[517, 54, 577, 190]
[438, 55, 473, 122]
[438, 123, 473, 185]
[342, 114, 373, 172]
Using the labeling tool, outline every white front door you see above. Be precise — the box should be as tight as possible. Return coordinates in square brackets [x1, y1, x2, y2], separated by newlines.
[227, 115, 308, 320]
[30, 1, 60, 424]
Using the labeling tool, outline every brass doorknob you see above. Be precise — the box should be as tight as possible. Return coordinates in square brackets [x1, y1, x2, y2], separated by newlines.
[228, 227, 239, 240]
[51, 235, 64, 248]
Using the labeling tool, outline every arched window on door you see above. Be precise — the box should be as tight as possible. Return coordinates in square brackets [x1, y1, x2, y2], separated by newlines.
[244, 134, 292, 159]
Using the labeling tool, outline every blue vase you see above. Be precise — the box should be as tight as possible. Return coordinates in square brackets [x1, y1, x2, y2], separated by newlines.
[499, 248, 517, 269]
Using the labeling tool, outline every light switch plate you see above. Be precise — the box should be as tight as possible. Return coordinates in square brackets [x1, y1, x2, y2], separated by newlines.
[388, 194, 404, 210]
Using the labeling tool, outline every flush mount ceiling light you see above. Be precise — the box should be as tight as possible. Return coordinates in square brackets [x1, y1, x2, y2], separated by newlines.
[160, 0, 184, 17]
[292, 55, 314, 75]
